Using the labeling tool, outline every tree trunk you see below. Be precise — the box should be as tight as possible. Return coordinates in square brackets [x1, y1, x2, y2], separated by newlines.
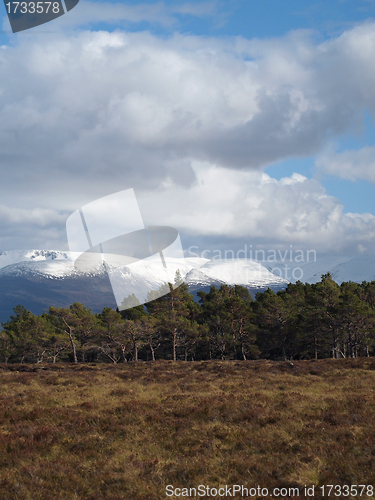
[37, 349, 48, 364]
[62, 317, 78, 364]
[150, 345, 155, 362]
[134, 342, 138, 362]
[69, 332, 77, 363]
[120, 345, 128, 362]
[148, 339, 159, 361]
[172, 328, 177, 361]
[331, 326, 337, 359]
[241, 343, 247, 361]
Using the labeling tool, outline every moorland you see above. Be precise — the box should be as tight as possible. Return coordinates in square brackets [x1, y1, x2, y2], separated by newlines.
[0, 358, 375, 499]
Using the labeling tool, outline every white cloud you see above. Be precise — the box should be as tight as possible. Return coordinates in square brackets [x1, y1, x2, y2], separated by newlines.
[0, 21, 374, 195]
[316, 145, 375, 182]
[0, 205, 67, 249]
[0, 19, 375, 250]
[0, 205, 65, 226]
[137, 164, 375, 255]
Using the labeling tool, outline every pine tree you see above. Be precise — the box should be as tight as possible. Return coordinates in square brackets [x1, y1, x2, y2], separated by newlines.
[48, 303, 97, 363]
[336, 282, 375, 358]
[147, 272, 201, 361]
[253, 289, 293, 360]
[3, 306, 56, 363]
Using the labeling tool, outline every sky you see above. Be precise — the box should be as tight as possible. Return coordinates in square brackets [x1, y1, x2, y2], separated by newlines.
[1, 0, 375, 260]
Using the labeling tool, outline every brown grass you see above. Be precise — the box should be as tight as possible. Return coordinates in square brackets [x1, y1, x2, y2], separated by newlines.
[0, 358, 374, 499]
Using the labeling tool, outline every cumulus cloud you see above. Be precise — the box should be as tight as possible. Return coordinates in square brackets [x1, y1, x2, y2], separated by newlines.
[137, 164, 375, 255]
[316, 145, 375, 182]
[0, 18, 375, 250]
[0, 23, 374, 206]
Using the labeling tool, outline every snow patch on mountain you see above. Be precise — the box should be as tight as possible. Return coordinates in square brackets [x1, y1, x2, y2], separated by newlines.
[198, 259, 289, 288]
[0, 260, 107, 279]
[184, 267, 226, 287]
[108, 257, 208, 304]
[2, 249, 375, 291]
[0, 250, 210, 281]
[0, 250, 70, 270]
[0, 250, 103, 279]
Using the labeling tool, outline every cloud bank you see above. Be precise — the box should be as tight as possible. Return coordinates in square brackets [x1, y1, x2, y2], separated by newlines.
[138, 165, 375, 255]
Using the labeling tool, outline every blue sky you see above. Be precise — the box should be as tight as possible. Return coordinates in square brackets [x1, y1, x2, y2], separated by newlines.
[41, 0, 375, 38]
[1, 0, 375, 257]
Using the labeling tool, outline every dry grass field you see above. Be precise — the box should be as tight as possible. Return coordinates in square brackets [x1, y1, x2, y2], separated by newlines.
[0, 359, 375, 499]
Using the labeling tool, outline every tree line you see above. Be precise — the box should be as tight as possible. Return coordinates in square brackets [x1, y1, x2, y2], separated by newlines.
[1, 272, 375, 363]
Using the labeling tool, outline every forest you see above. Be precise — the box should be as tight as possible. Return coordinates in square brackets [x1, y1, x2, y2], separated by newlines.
[1, 272, 375, 364]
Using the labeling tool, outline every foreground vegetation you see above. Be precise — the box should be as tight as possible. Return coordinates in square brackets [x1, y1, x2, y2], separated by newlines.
[2, 274, 375, 364]
[0, 359, 375, 499]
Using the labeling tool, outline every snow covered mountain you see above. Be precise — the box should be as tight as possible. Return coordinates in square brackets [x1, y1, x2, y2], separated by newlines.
[0, 250, 287, 322]
[0, 253, 116, 325]
[0, 249, 71, 269]
[0, 250, 210, 322]
[0, 249, 375, 323]
[197, 259, 288, 288]
[184, 267, 227, 300]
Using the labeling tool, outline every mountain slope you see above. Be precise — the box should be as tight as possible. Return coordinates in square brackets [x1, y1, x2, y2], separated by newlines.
[0, 261, 117, 324]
